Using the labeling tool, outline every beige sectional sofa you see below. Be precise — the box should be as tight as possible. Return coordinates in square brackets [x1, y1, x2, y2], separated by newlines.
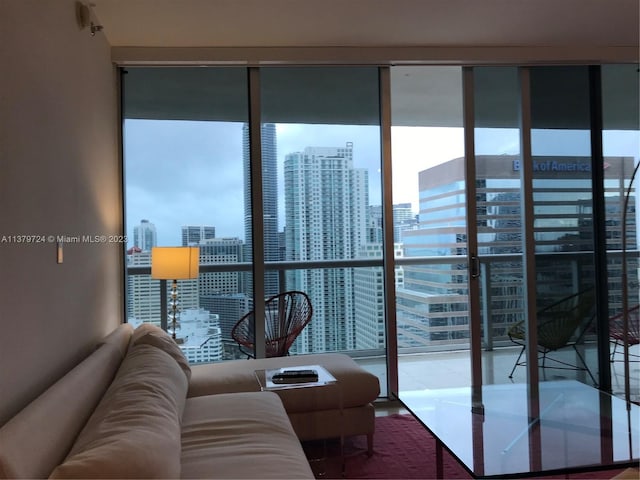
[0, 322, 380, 479]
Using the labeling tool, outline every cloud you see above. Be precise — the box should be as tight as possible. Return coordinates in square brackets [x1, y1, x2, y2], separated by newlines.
[125, 120, 245, 245]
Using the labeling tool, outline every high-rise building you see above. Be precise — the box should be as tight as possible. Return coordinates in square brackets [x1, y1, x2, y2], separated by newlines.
[284, 142, 368, 352]
[367, 206, 384, 244]
[182, 225, 215, 246]
[368, 203, 418, 244]
[126, 248, 158, 324]
[200, 293, 252, 358]
[354, 242, 405, 350]
[393, 203, 418, 243]
[198, 237, 245, 297]
[243, 123, 279, 297]
[397, 154, 637, 349]
[133, 219, 157, 251]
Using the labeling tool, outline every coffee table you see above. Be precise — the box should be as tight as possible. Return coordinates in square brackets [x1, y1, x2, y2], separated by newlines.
[255, 365, 344, 476]
[399, 380, 639, 478]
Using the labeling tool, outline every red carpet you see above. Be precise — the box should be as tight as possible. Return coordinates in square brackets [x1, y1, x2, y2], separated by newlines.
[314, 414, 631, 479]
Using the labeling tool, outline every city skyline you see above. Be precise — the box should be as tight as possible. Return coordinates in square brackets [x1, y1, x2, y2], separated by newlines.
[126, 148, 638, 360]
[124, 121, 385, 247]
[124, 119, 638, 249]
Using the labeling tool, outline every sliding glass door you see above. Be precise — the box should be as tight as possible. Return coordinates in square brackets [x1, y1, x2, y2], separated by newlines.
[471, 67, 523, 386]
[468, 65, 639, 393]
[601, 64, 640, 403]
[390, 66, 470, 392]
[393, 64, 639, 399]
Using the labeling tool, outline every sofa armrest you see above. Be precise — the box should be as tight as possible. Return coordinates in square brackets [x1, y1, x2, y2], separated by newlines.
[0, 343, 124, 479]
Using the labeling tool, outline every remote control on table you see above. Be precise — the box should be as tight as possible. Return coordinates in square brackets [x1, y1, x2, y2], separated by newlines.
[272, 369, 319, 384]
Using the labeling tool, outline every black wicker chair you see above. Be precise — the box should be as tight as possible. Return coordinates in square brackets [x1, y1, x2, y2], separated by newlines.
[507, 289, 596, 384]
[231, 291, 313, 358]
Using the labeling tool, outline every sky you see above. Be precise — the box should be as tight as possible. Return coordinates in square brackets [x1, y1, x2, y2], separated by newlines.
[124, 120, 467, 247]
[124, 120, 639, 248]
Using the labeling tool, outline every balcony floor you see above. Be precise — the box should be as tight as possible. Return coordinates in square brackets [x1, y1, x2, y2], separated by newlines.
[356, 344, 640, 404]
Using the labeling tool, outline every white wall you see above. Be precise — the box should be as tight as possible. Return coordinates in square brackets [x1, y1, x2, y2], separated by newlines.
[0, 0, 122, 425]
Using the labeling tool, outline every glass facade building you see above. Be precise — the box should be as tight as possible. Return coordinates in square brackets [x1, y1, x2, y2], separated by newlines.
[399, 154, 637, 349]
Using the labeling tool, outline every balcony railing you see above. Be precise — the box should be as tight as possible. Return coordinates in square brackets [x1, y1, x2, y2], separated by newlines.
[126, 249, 639, 359]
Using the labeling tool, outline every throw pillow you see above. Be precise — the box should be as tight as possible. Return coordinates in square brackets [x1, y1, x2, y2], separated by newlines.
[131, 323, 192, 381]
[50, 344, 187, 479]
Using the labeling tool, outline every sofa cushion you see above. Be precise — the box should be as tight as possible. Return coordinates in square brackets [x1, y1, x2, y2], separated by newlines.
[50, 344, 188, 479]
[131, 323, 191, 381]
[181, 392, 314, 479]
[188, 353, 380, 413]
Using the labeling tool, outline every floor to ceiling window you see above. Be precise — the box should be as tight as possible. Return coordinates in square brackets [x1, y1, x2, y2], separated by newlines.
[259, 67, 383, 357]
[123, 66, 387, 393]
[122, 63, 639, 404]
[123, 67, 251, 363]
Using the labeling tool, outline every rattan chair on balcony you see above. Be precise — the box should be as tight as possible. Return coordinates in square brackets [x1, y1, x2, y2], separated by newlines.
[507, 289, 597, 384]
[231, 290, 313, 358]
[610, 305, 640, 362]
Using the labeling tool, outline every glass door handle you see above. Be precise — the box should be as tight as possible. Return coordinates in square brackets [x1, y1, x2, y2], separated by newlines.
[469, 255, 480, 279]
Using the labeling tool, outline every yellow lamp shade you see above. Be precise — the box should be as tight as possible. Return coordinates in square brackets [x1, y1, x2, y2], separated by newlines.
[151, 247, 199, 280]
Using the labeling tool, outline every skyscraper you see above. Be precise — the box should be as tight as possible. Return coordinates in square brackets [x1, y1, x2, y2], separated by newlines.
[198, 237, 245, 297]
[284, 142, 369, 352]
[397, 154, 637, 349]
[200, 293, 251, 358]
[182, 225, 215, 246]
[368, 203, 418, 244]
[243, 123, 279, 297]
[126, 248, 158, 324]
[393, 203, 418, 243]
[133, 219, 157, 251]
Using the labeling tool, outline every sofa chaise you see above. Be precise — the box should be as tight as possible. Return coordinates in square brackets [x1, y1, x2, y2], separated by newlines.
[0, 322, 380, 479]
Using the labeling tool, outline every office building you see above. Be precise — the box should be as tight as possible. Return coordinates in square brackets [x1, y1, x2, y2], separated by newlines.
[398, 154, 637, 348]
[198, 237, 245, 297]
[182, 225, 215, 246]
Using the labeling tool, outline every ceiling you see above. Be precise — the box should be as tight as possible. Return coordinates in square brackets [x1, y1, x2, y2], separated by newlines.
[91, 0, 639, 49]
[97, 0, 638, 129]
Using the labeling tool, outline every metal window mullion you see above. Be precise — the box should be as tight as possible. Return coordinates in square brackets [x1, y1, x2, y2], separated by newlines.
[463, 67, 483, 394]
[518, 67, 540, 398]
[589, 65, 611, 393]
[519, 66, 542, 473]
[379, 67, 398, 398]
[248, 67, 266, 359]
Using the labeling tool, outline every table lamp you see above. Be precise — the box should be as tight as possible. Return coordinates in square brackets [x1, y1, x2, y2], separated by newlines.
[151, 246, 199, 339]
